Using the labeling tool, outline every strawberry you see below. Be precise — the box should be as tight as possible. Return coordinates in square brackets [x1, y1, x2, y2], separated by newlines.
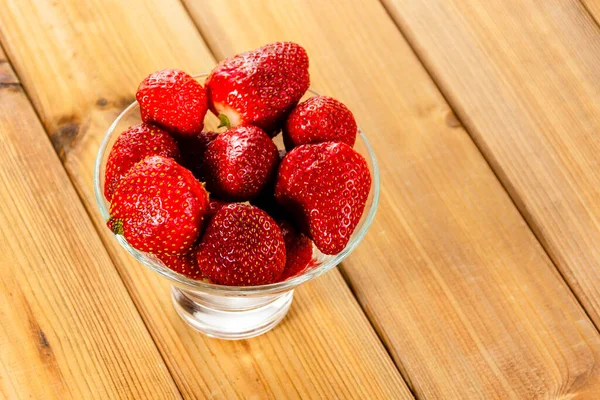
[176, 131, 219, 181]
[205, 42, 310, 134]
[278, 220, 314, 281]
[104, 123, 180, 201]
[196, 203, 286, 286]
[136, 69, 208, 138]
[275, 142, 371, 255]
[108, 156, 209, 255]
[203, 125, 279, 201]
[284, 96, 357, 149]
[157, 249, 204, 280]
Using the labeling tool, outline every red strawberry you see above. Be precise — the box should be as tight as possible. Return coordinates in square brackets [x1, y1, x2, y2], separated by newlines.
[275, 142, 371, 255]
[284, 96, 357, 149]
[177, 131, 219, 181]
[108, 156, 209, 255]
[203, 125, 279, 201]
[136, 69, 208, 137]
[196, 203, 286, 286]
[278, 220, 314, 281]
[104, 123, 180, 201]
[157, 249, 204, 280]
[205, 42, 310, 134]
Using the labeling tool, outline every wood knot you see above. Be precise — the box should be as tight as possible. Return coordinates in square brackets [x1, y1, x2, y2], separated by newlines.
[39, 329, 50, 348]
[96, 97, 109, 108]
[445, 111, 461, 128]
[52, 116, 82, 158]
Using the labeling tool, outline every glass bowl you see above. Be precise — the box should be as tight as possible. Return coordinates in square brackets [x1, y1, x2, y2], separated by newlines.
[94, 74, 380, 340]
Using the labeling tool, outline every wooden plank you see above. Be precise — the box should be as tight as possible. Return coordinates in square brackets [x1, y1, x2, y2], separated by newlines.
[381, 0, 600, 326]
[0, 1, 412, 398]
[0, 46, 180, 399]
[184, 0, 600, 398]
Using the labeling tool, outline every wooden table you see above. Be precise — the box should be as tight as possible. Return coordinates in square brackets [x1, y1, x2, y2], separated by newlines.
[1, 0, 600, 398]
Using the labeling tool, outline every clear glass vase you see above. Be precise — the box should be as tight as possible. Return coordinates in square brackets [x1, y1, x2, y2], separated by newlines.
[94, 74, 380, 340]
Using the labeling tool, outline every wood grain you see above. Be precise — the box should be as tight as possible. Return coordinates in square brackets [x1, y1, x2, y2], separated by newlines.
[381, 0, 600, 327]
[185, 0, 600, 398]
[0, 1, 411, 398]
[0, 46, 180, 399]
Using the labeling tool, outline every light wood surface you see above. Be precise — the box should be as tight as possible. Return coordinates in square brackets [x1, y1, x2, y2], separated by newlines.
[185, 0, 600, 398]
[381, 0, 600, 327]
[0, 46, 180, 399]
[0, 1, 411, 398]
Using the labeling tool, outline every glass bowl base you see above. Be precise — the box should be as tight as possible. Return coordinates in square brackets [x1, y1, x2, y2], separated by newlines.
[171, 286, 294, 340]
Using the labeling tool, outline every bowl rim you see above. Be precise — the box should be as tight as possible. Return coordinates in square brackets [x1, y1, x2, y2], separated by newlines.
[94, 73, 380, 295]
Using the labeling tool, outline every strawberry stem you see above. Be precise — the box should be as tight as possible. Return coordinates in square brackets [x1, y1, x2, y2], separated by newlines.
[107, 217, 124, 235]
[217, 113, 231, 129]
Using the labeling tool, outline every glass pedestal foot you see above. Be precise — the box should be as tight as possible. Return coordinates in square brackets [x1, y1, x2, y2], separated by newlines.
[171, 286, 294, 340]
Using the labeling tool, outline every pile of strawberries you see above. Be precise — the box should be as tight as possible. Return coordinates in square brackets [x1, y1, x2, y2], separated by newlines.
[105, 42, 371, 286]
